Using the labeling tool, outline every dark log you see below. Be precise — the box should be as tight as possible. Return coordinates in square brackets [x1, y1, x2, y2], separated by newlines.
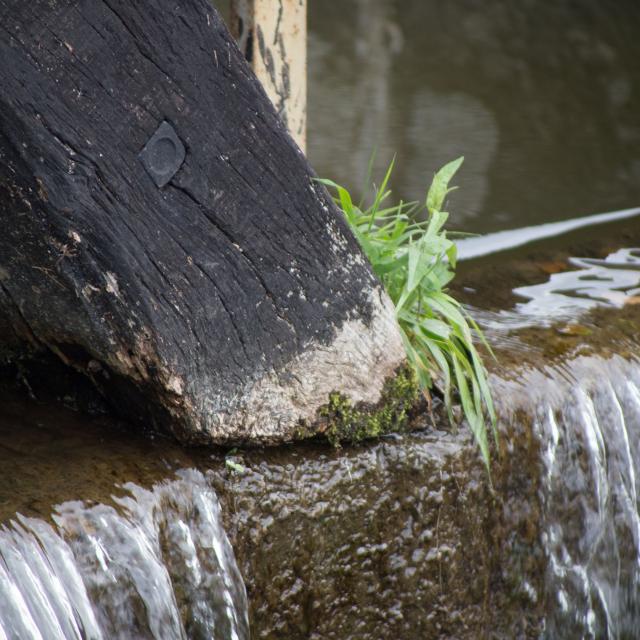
[0, 0, 404, 443]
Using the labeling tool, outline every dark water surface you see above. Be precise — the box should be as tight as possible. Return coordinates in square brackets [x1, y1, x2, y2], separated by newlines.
[307, 0, 640, 233]
[454, 210, 640, 331]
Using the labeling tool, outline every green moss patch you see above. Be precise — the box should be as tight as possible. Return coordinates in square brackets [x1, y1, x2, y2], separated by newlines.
[310, 366, 421, 446]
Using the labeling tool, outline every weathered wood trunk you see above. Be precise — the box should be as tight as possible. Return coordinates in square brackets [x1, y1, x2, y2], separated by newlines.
[0, 0, 405, 444]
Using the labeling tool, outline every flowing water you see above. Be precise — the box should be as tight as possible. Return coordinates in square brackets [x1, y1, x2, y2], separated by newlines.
[537, 357, 640, 639]
[0, 470, 248, 640]
[466, 217, 640, 639]
[0, 392, 533, 639]
[2, 213, 640, 638]
[2, 246, 640, 638]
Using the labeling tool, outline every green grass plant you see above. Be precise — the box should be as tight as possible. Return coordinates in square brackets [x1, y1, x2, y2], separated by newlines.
[319, 157, 497, 469]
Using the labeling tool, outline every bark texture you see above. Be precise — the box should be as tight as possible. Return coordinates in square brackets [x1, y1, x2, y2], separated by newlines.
[0, 0, 405, 443]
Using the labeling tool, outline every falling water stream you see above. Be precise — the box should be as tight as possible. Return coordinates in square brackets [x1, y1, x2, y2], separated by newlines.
[490, 346, 640, 639]
[538, 356, 640, 638]
[469, 213, 640, 638]
[4, 332, 640, 638]
[0, 471, 249, 640]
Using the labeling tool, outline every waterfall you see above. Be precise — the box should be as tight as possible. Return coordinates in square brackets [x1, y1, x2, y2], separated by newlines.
[3, 342, 640, 638]
[521, 355, 640, 639]
[0, 469, 249, 640]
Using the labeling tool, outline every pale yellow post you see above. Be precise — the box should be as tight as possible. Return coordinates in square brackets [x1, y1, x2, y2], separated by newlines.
[230, 0, 307, 152]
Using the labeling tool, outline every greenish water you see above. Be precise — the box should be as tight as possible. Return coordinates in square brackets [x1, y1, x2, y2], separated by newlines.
[307, 0, 640, 233]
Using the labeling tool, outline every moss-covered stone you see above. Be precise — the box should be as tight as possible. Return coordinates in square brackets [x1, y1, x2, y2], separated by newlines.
[309, 365, 420, 446]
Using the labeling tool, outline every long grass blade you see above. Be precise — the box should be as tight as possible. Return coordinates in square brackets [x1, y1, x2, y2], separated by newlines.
[321, 157, 497, 474]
